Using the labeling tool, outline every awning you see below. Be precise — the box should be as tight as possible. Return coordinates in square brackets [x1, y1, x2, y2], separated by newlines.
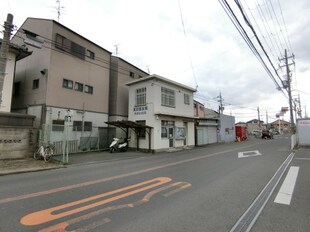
[105, 120, 152, 129]
[105, 120, 153, 152]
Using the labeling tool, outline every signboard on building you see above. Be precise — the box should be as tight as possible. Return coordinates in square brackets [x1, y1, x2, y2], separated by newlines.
[134, 106, 148, 115]
[297, 118, 310, 146]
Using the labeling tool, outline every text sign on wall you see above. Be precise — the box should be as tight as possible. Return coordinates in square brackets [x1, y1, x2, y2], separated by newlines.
[298, 120, 310, 127]
[134, 106, 148, 115]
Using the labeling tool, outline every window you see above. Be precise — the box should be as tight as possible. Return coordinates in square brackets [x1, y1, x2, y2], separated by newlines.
[136, 120, 146, 138]
[56, 34, 71, 52]
[161, 87, 175, 107]
[52, 120, 64, 131]
[184, 93, 190, 105]
[136, 87, 146, 106]
[161, 126, 168, 138]
[86, 50, 95, 59]
[32, 79, 39, 89]
[161, 120, 174, 138]
[55, 33, 85, 60]
[75, 82, 83, 92]
[71, 41, 85, 60]
[63, 79, 73, 89]
[13, 82, 21, 96]
[130, 71, 135, 78]
[85, 85, 93, 94]
[73, 121, 92, 131]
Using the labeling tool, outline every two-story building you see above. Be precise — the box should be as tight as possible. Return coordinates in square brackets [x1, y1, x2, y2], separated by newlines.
[126, 74, 196, 152]
[271, 119, 290, 134]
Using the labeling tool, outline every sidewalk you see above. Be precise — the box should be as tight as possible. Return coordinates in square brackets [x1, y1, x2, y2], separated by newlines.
[0, 150, 153, 176]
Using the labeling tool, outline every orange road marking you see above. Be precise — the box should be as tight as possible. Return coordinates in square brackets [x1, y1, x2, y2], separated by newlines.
[38, 179, 191, 232]
[21, 177, 171, 226]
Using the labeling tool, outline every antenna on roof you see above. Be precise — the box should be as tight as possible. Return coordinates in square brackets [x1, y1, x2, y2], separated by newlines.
[56, 0, 64, 22]
[114, 44, 120, 56]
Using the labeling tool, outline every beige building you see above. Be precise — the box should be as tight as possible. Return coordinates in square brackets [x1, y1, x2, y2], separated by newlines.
[11, 18, 112, 129]
[109, 56, 148, 122]
[271, 119, 290, 134]
[10, 18, 150, 153]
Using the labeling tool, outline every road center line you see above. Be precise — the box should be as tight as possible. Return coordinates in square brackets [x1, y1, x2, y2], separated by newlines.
[0, 143, 264, 204]
[274, 166, 299, 205]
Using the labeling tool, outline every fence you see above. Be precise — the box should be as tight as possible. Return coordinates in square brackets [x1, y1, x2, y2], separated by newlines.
[37, 124, 118, 155]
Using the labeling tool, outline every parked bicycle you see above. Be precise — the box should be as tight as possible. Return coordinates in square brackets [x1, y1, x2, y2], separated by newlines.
[34, 143, 55, 162]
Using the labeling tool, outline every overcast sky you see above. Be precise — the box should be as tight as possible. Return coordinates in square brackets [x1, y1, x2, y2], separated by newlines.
[1, 0, 309, 123]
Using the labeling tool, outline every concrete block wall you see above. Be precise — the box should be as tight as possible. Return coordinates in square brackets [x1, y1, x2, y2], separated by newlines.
[0, 128, 34, 159]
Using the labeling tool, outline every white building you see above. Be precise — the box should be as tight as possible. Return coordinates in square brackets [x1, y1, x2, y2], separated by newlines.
[126, 74, 196, 152]
[0, 40, 31, 112]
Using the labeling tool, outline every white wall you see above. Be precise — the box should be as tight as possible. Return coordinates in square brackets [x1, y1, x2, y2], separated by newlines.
[128, 77, 195, 152]
[0, 52, 16, 112]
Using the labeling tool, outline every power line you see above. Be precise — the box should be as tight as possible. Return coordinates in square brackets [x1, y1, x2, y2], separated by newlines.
[177, 0, 198, 91]
[218, 0, 286, 97]
[235, 0, 284, 88]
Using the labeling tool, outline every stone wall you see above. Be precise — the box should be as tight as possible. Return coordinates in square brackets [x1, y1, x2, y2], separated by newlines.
[0, 112, 35, 159]
[0, 127, 35, 159]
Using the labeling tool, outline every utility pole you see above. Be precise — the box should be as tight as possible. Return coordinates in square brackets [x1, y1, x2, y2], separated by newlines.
[217, 92, 224, 114]
[266, 110, 268, 128]
[279, 49, 295, 133]
[0, 13, 13, 109]
[257, 107, 261, 129]
[297, 94, 302, 118]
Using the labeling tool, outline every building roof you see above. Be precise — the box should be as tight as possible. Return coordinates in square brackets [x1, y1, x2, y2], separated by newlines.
[112, 56, 148, 76]
[0, 39, 32, 61]
[246, 119, 264, 124]
[18, 17, 112, 55]
[126, 74, 197, 92]
[271, 119, 290, 124]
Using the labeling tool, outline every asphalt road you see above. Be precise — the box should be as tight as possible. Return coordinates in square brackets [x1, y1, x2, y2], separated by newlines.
[0, 136, 309, 232]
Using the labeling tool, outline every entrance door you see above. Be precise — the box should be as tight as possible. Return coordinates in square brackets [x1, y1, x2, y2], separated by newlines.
[168, 127, 174, 148]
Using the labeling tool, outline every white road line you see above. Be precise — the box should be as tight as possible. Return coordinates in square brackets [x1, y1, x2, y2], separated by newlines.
[295, 158, 310, 161]
[274, 166, 299, 205]
[238, 150, 261, 158]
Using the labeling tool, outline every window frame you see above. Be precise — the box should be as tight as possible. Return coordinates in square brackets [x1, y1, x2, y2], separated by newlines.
[52, 120, 65, 131]
[32, 79, 39, 89]
[135, 87, 146, 106]
[75, 82, 83, 92]
[63, 79, 73, 89]
[161, 87, 175, 107]
[73, 121, 92, 131]
[85, 85, 93, 94]
[184, 93, 190, 105]
[86, 49, 95, 59]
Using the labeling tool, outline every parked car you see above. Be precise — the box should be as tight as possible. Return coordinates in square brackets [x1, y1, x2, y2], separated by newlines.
[262, 130, 273, 139]
[251, 129, 261, 136]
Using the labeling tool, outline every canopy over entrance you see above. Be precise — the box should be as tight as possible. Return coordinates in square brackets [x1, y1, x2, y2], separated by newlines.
[105, 120, 153, 152]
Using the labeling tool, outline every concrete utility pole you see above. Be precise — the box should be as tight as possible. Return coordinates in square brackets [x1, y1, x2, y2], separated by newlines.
[0, 13, 13, 107]
[266, 110, 268, 128]
[257, 107, 261, 129]
[218, 92, 224, 114]
[280, 49, 295, 133]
